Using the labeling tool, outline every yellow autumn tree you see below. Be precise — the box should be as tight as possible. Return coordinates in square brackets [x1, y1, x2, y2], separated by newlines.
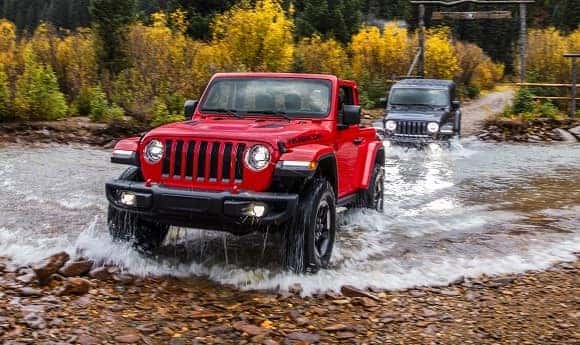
[567, 29, 580, 57]
[424, 28, 459, 80]
[455, 41, 504, 92]
[295, 35, 348, 76]
[0, 20, 17, 68]
[350, 24, 413, 105]
[526, 28, 569, 82]
[56, 28, 98, 97]
[211, 0, 294, 72]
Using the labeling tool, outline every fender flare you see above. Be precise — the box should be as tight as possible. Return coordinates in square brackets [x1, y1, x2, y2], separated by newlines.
[111, 137, 140, 165]
[360, 141, 385, 190]
[276, 145, 338, 194]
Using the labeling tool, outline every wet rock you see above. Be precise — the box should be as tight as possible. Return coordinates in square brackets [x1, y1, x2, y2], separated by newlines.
[22, 312, 46, 329]
[488, 276, 516, 288]
[58, 260, 93, 277]
[552, 128, 577, 142]
[57, 277, 91, 296]
[288, 283, 303, 295]
[16, 273, 35, 285]
[18, 287, 42, 297]
[323, 323, 355, 332]
[437, 288, 461, 297]
[358, 297, 379, 308]
[33, 252, 70, 285]
[336, 332, 356, 339]
[569, 125, 580, 138]
[136, 323, 158, 334]
[340, 285, 380, 301]
[233, 321, 269, 336]
[115, 332, 141, 344]
[262, 340, 280, 345]
[285, 331, 320, 344]
[76, 334, 98, 345]
[88, 266, 112, 280]
[190, 311, 219, 319]
[288, 310, 309, 326]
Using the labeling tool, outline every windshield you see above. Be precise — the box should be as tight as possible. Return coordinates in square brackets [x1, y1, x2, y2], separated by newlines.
[200, 78, 332, 117]
[389, 88, 449, 107]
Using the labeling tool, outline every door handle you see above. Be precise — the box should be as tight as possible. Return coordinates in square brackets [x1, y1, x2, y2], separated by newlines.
[353, 137, 364, 145]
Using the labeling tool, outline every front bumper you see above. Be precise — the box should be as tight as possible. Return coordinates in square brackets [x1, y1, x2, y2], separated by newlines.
[385, 134, 451, 147]
[106, 180, 298, 234]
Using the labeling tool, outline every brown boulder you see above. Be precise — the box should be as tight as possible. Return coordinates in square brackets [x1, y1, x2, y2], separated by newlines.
[57, 277, 91, 296]
[33, 252, 70, 285]
[340, 285, 380, 301]
[58, 260, 93, 277]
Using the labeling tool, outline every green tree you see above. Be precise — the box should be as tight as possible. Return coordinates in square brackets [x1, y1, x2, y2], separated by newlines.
[89, 0, 136, 75]
[14, 52, 68, 121]
[295, 0, 362, 43]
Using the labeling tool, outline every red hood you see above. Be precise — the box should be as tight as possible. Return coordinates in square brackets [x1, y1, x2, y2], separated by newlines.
[143, 118, 333, 148]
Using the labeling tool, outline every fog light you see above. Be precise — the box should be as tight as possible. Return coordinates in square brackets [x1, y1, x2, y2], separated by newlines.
[244, 203, 267, 217]
[120, 191, 136, 206]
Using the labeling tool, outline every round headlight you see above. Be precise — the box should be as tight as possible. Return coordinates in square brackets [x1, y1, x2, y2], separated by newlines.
[427, 122, 440, 133]
[245, 145, 271, 171]
[385, 120, 397, 131]
[144, 140, 164, 164]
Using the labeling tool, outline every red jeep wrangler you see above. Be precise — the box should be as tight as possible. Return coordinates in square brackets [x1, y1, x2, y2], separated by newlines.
[106, 73, 385, 273]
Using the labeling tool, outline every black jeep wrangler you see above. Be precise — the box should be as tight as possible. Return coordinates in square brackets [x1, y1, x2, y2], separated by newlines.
[375, 79, 461, 147]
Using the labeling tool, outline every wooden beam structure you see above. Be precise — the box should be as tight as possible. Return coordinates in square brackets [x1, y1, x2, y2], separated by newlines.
[409, 0, 534, 83]
[564, 53, 579, 116]
[432, 11, 512, 20]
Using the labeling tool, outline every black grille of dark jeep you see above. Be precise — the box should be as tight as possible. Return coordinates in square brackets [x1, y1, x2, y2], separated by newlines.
[395, 121, 429, 136]
[161, 139, 245, 183]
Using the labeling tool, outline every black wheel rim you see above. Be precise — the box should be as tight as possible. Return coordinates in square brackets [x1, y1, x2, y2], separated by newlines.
[374, 171, 384, 211]
[314, 200, 331, 259]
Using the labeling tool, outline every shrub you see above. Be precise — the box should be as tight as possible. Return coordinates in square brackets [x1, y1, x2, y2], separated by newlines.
[87, 86, 109, 121]
[525, 28, 569, 83]
[511, 88, 535, 115]
[102, 104, 125, 123]
[14, 52, 68, 121]
[294, 35, 348, 77]
[150, 97, 184, 127]
[0, 68, 10, 121]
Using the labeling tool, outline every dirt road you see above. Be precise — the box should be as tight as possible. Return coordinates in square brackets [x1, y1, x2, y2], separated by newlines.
[461, 88, 515, 135]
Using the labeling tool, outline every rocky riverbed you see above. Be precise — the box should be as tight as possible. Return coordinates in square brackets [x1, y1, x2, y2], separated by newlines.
[477, 117, 580, 143]
[0, 253, 578, 345]
[0, 117, 147, 148]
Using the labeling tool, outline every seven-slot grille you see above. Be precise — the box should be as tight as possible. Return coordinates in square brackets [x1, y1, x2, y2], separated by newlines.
[395, 121, 429, 136]
[160, 139, 246, 183]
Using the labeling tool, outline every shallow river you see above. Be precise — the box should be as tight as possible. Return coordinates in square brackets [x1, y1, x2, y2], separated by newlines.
[1, 140, 578, 294]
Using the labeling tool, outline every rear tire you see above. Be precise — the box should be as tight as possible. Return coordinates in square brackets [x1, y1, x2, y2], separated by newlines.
[283, 178, 336, 274]
[359, 164, 384, 211]
[107, 167, 169, 252]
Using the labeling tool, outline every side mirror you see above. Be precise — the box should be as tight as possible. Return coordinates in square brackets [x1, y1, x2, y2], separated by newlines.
[184, 100, 198, 117]
[342, 105, 361, 126]
[452, 100, 461, 109]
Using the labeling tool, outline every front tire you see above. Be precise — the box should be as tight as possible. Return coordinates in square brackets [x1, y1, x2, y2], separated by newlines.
[284, 178, 336, 274]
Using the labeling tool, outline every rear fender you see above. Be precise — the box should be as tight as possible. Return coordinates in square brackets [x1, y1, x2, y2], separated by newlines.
[111, 137, 140, 166]
[359, 141, 385, 189]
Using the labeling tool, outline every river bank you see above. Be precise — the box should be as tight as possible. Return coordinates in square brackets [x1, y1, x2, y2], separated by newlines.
[0, 253, 578, 345]
[477, 117, 580, 143]
[0, 117, 147, 148]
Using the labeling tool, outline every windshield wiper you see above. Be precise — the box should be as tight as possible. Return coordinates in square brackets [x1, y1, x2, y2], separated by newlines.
[245, 110, 291, 121]
[201, 108, 243, 119]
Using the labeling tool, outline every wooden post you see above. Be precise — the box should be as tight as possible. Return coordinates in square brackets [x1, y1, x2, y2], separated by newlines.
[418, 4, 426, 77]
[571, 57, 577, 117]
[519, 3, 527, 83]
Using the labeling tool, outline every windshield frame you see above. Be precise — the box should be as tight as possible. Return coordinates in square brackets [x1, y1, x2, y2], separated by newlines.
[388, 87, 450, 107]
[198, 77, 333, 119]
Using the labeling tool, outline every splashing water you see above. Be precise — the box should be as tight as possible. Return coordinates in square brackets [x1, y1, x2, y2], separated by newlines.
[0, 142, 579, 294]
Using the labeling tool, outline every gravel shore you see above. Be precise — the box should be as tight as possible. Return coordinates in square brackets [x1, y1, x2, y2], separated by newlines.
[1, 254, 578, 345]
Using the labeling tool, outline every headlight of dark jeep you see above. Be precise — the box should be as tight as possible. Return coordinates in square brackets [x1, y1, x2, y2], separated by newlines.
[427, 122, 439, 133]
[245, 144, 270, 171]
